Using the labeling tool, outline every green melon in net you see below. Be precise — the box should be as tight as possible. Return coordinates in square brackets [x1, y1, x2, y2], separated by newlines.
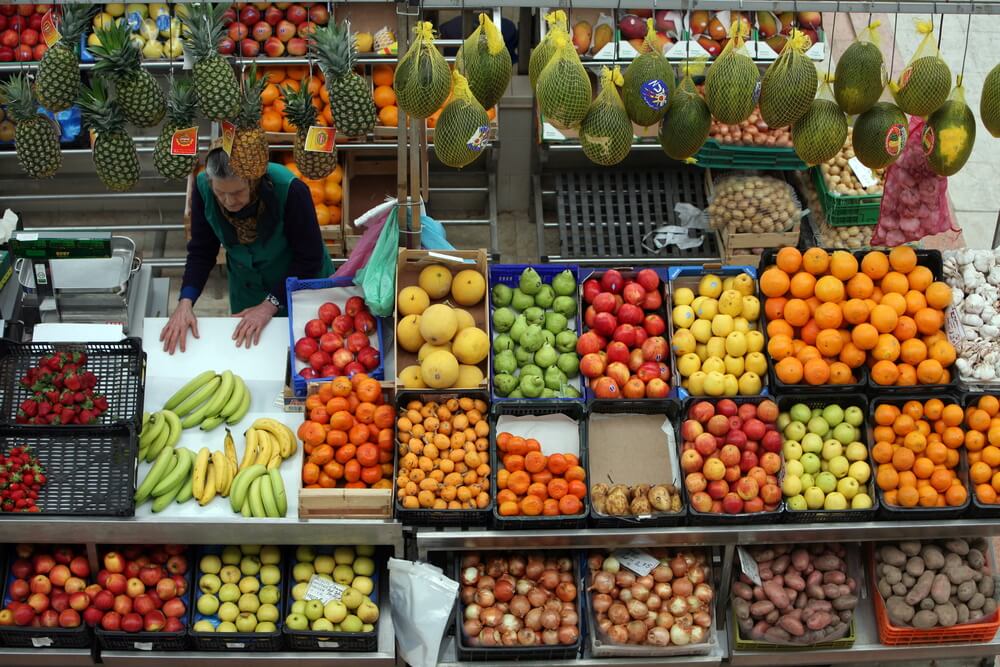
[659, 72, 711, 161]
[536, 33, 592, 128]
[891, 21, 950, 117]
[834, 22, 886, 115]
[704, 21, 758, 124]
[852, 101, 908, 169]
[792, 81, 848, 165]
[529, 10, 568, 92]
[759, 29, 817, 128]
[579, 67, 632, 166]
[435, 70, 491, 169]
[457, 14, 512, 111]
[981, 63, 1000, 137]
[923, 85, 975, 177]
[394, 22, 452, 120]
[622, 19, 676, 127]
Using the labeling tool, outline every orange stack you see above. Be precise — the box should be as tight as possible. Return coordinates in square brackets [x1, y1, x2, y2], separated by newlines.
[260, 65, 333, 132]
[761, 246, 957, 386]
[282, 157, 343, 228]
[959, 395, 1000, 505]
[872, 399, 968, 509]
[371, 64, 398, 128]
[495, 432, 586, 517]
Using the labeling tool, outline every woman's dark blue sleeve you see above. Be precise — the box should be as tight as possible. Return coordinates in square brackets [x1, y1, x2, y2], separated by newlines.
[179, 185, 222, 303]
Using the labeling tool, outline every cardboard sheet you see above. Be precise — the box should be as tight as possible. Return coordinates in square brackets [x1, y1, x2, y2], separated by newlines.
[494, 413, 579, 457]
[587, 413, 679, 487]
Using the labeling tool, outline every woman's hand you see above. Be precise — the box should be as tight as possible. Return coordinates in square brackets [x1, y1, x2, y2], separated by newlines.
[232, 299, 278, 349]
[160, 299, 199, 354]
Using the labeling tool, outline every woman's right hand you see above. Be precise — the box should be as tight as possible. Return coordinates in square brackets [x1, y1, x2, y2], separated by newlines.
[160, 298, 199, 354]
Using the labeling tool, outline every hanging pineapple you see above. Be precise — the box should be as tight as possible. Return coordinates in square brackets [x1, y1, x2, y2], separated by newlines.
[78, 78, 140, 192]
[229, 65, 269, 181]
[35, 3, 94, 113]
[90, 19, 167, 127]
[153, 77, 198, 181]
[178, 2, 240, 121]
[313, 21, 376, 138]
[0, 74, 63, 178]
[281, 80, 337, 180]
[456, 13, 512, 111]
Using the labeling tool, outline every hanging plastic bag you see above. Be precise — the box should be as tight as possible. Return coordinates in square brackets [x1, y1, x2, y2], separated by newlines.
[389, 558, 459, 667]
[418, 213, 455, 250]
[872, 115, 958, 246]
[890, 19, 951, 117]
[353, 206, 399, 317]
[834, 20, 886, 115]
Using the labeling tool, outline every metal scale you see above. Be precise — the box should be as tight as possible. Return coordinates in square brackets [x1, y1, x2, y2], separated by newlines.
[10, 230, 142, 332]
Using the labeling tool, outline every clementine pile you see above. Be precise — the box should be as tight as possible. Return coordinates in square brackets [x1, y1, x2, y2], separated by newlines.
[958, 395, 1000, 505]
[495, 432, 586, 517]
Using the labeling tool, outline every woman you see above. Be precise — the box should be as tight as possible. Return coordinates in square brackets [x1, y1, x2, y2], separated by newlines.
[160, 148, 333, 353]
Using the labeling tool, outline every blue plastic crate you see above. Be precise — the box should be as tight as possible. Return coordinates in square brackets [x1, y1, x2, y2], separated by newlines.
[285, 277, 385, 397]
[488, 263, 583, 403]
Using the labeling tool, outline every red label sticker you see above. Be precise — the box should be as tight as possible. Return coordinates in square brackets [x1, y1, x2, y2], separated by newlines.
[922, 125, 935, 155]
[41, 10, 61, 48]
[885, 123, 906, 157]
[304, 125, 335, 153]
[170, 127, 198, 156]
[220, 121, 236, 155]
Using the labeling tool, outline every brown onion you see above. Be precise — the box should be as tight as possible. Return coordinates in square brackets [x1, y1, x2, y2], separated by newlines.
[618, 588, 633, 603]
[592, 593, 613, 613]
[668, 596, 688, 615]
[608, 624, 628, 644]
[690, 625, 707, 644]
[626, 620, 646, 643]
[590, 571, 614, 594]
[461, 554, 481, 568]
[463, 619, 482, 637]
[646, 593, 662, 611]
[544, 599, 563, 612]
[498, 629, 515, 646]
[557, 557, 573, 573]
[672, 577, 693, 597]
[652, 564, 673, 582]
[540, 609, 560, 630]
[562, 601, 575, 612]
[465, 603, 482, 620]
[544, 558, 558, 571]
[602, 556, 621, 573]
[524, 607, 543, 631]
[556, 582, 577, 602]
[539, 569, 560, 591]
[656, 611, 675, 629]
[486, 558, 507, 579]
[527, 587, 548, 608]
[694, 583, 714, 604]
[670, 624, 691, 646]
[515, 579, 533, 596]
[461, 586, 477, 605]
[494, 579, 514, 603]
[687, 566, 706, 585]
[615, 571, 636, 588]
[630, 583, 650, 602]
[517, 628, 538, 646]
[647, 626, 671, 646]
[525, 559, 544, 580]
[654, 582, 672, 599]
[560, 608, 578, 628]
[626, 599, 649, 620]
[683, 553, 696, 567]
[508, 556, 526, 577]
[559, 572, 574, 583]
[541, 629, 559, 645]
[479, 628, 500, 646]
[501, 613, 521, 633]
[588, 553, 604, 571]
[693, 611, 712, 628]
[670, 556, 688, 578]
[495, 602, 509, 614]
[461, 567, 480, 586]
[643, 615, 657, 629]
[636, 575, 654, 589]
[481, 606, 503, 627]
[675, 613, 694, 629]
[476, 575, 495, 590]
[597, 617, 612, 634]
[558, 625, 579, 645]
[509, 595, 531, 618]
[608, 602, 630, 625]
[475, 588, 495, 608]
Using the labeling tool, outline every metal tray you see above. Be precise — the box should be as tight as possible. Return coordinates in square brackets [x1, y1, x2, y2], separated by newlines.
[18, 236, 138, 294]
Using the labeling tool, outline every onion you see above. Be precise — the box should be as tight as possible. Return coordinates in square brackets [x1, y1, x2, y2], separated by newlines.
[508, 556, 526, 577]
[544, 558, 558, 571]
[557, 557, 573, 573]
[515, 579, 533, 596]
[630, 583, 650, 602]
[646, 593, 662, 611]
[668, 596, 688, 615]
[560, 608, 578, 628]
[608, 624, 628, 644]
[693, 611, 712, 628]
[588, 553, 604, 571]
[539, 569, 560, 591]
[463, 619, 482, 637]
[690, 625, 707, 644]
[481, 606, 503, 627]
[626, 599, 649, 620]
[461, 554, 481, 568]
[670, 556, 688, 578]
[476, 575, 495, 590]
[542, 628, 559, 645]
[694, 583, 714, 604]
[590, 571, 615, 594]
[558, 625, 580, 645]
[525, 558, 544, 580]
[544, 598, 562, 612]
[636, 575, 654, 589]
[475, 588, 495, 608]
[494, 579, 514, 603]
[500, 613, 521, 633]
[654, 582, 672, 599]
[687, 595, 702, 612]
[479, 628, 500, 646]
[501, 629, 518, 646]
[687, 566, 706, 584]
[652, 565, 673, 582]
[597, 617, 612, 634]
[683, 553, 696, 567]
[670, 624, 691, 646]
[517, 628, 538, 646]
[495, 602, 509, 614]
[602, 556, 621, 573]
[461, 567, 480, 586]
[486, 558, 507, 579]
[562, 601, 575, 612]
[556, 582, 577, 602]
[527, 587, 548, 608]
[647, 626, 671, 646]
[618, 588, 633, 603]
[675, 613, 694, 629]
[626, 620, 647, 643]
[510, 595, 531, 618]
[592, 592, 613, 614]
[465, 603, 481, 620]
[656, 611, 675, 629]
[540, 609, 560, 630]
[608, 602, 630, 625]
[461, 586, 477, 605]
[615, 571, 636, 588]
[672, 577, 693, 597]
[524, 607, 543, 631]
[559, 572, 574, 583]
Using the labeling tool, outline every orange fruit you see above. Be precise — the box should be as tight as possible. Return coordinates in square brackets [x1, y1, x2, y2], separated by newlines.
[838, 342, 866, 369]
[945, 484, 967, 507]
[828, 361, 854, 384]
[285, 65, 309, 81]
[918, 485, 939, 507]
[373, 85, 396, 108]
[898, 470, 917, 488]
[814, 276, 845, 303]
[816, 328, 844, 357]
[323, 180, 343, 205]
[972, 463, 993, 488]
[906, 432, 928, 454]
[378, 105, 399, 127]
[916, 359, 944, 385]
[802, 248, 830, 275]
[813, 302, 843, 329]
[914, 307, 943, 335]
[872, 441, 894, 464]
[897, 485, 919, 507]
[983, 445, 1000, 467]
[846, 273, 874, 299]
[899, 338, 928, 365]
[262, 82, 280, 105]
[907, 265, 933, 292]
[889, 246, 918, 273]
[760, 268, 790, 297]
[800, 320, 820, 345]
[893, 316, 918, 341]
[880, 292, 907, 316]
[926, 441, 948, 465]
[767, 319, 794, 340]
[806, 296, 821, 314]
[775, 357, 804, 384]
[796, 345, 821, 363]
[872, 333, 901, 362]
[869, 304, 899, 334]
[861, 251, 890, 280]
[262, 111, 283, 132]
[967, 430, 985, 452]
[875, 404, 901, 426]
[924, 399, 944, 421]
[943, 426, 965, 449]
[803, 358, 830, 385]
[264, 66, 287, 84]
[892, 446, 915, 471]
[776, 247, 803, 273]
[372, 64, 394, 87]
[789, 271, 817, 298]
[842, 298, 871, 325]
[851, 323, 879, 350]
[767, 334, 794, 360]
[328, 205, 342, 225]
[925, 281, 952, 309]
[829, 250, 859, 280]
[904, 290, 927, 316]
[969, 408, 992, 432]
[881, 271, 909, 295]
[784, 299, 810, 327]
[928, 339, 956, 367]
[979, 395, 1000, 417]
[877, 466, 899, 490]
[894, 414, 917, 435]
[314, 203, 331, 226]
[871, 359, 900, 386]
[977, 484, 998, 504]
[765, 297, 788, 321]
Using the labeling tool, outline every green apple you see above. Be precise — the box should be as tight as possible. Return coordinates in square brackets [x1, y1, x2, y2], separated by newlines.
[801, 453, 821, 474]
[787, 494, 808, 510]
[240, 556, 261, 576]
[356, 545, 375, 557]
[235, 612, 257, 633]
[807, 416, 829, 437]
[240, 545, 262, 555]
[837, 477, 859, 499]
[238, 593, 260, 613]
[845, 442, 868, 462]
[816, 471, 837, 493]
[292, 582, 309, 600]
[821, 440, 843, 461]
[844, 406, 864, 427]
[362, 623, 374, 633]
[314, 555, 335, 574]
[218, 602, 239, 623]
[828, 456, 850, 478]
[822, 404, 844, 426]
[285, 613, 309, 631]
[851, 493, 873, 509]
[217, 621, 237, 633]
[849, 461, 871, 483]
[340, 614, 364, 633]
[351, 576, 374, 596]
[334, 547, 355, 565]
[259, 585, 280, 606]
[789, 403, 811, 423]
[259, 565, 281, 586]
[257, 603, 279, 623]
[777, 413, 791, 431]
[782, 475, 802, 497]
[324, 600, 347, 623]
[259, 546, 281, 565]
[304, 599, 324, 621]
[804, 486, 826, 509]
[295, 546, 315, 563]
[812, 408, 823, 418]
[196, 594, 219, 616]
[220, 565, 242, 584]
[199, 573, 221, 595]
[291, 600, 306, 615]
[832, 422, 856, 445]
[200, 555, 222, 575]
[292, 562, 315, 583]
[801, 433, 823, 454]
[193, 619, 215, 632]
[341, 587, 365, 611]
[219, 583, 241, 603]
[799, 473, 815, 490]
[823, 492, 848, 510]
[333, 565, 355, 585]
[782, 440, 803, 461]
[785, 460, 804, 478]
[784, 421, 806, 442]
[221, 546, 242, 565]
[238, 576, 260, 595]
[357, 599, 380, 623]
[256, 621, 276, 633]
[352, 557, 375, 577]
[311, 618, 334, 632]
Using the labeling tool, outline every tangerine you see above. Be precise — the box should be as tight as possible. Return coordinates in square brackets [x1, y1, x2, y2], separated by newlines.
[872, 333, 901, 362]
[765, 297, 787, 321]
[800, 320, 820, 345]
[875, 404, 901, 426]
[373, 85, 396, 108]
[893, 316, 918, 341]
[871, 359, 900, 385]
[928, 339, 956, 367]
[880, 292, 907, 316]
[930, 468, 953, 492]
[980, 395, 1000, 417]
[907, 266, 934, 292]
[969, 408, 992, 432]
[916, 359, 944, 384]
[904, 290, 927, 315]
[872, 441, 894, 464]
[839, 342, 866, 368]
[776, 247, 803, 273]
[924, 398, 945, 421]
[945, 484, 967, 506]
[889, 246, 918, 273]
[767, 334, 794, 360]
[892, 447, 915, 471]
[896, 485, 919, 507]
[767, 319, 795, 339]
[977, 484, 998, 504]
[851, 323, 879, 350]
[828, 361, 854, 384]
[925, 281, 952, 309]
[861, 251, 890, 280]
[926, 441, 948, 464]
[829, 250, 859, 280]
[802, 248, 830, 275]
[813, 302, 844, 329]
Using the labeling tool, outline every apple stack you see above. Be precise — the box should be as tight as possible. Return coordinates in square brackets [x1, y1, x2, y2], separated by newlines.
[0, 5, 47, 64]
[578, 269, 672, 399]
[92, 545, 191, 649]
[218, 3, 330, 59]
[192, 545, 283, 647]
[0, 544, 93, 644]
[291, 293, 381, 385]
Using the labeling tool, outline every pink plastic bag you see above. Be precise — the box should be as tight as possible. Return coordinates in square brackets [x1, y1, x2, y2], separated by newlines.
[872, 115, 958, 246]
[332, 208, 391, 279]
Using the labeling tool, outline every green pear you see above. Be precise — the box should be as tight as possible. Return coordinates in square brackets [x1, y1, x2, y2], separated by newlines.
[518, 267, 542, 295]
[491, 283, 512, 306]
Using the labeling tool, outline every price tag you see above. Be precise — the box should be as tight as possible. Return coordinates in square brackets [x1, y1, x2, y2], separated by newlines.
[40, 11, 61, 48]
[170, 127, 198, 156]
[946, 307, 965, 347]
[848, 157, 878, 189]
[31, 637, 53, 648]
[226, 642, 247, 649]
[305, 125, 336, 153]
[542, 123, 565, 141]
[220, 121, 236, 155]
[737, 546, 762, 586]
[613, 549, 660, 576]
[133, 641, 154, 651]
[617, 40, 639, 59]
[317, 640, 341, 648]
[304, 574, 346, 604]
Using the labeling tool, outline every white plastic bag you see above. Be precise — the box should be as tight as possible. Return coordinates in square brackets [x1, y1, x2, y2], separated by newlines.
[389, 557, 459, 667]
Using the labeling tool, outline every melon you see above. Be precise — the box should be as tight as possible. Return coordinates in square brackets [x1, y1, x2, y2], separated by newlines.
[454, 309, 476, 331]
[529, 10, 568, 92]
[580, 66, 633, 166]
[457, 14, 512, 110]
[397, 286, 430, 315]
[456, 364, 484, 388]
[759, 29, 817, 129]
[892, 56, 951, 117]
[435, 71, 491, 169]
[452, 327, 490, 365]
[399, 365, 426, 388]
[792, 96, 848, 166]
[834, 39, 885, 115]
[418, 341, 452, 363]
[417, 264, 452, 299]
[923, 91, 975, 177]
[397, 314, 426, 352]
[451, 269, 486, 305]
[704, 29, 758, 124]
[421, 350, 460, 388]
[981, 63, 1000, 137]
[622, 20, 676, 127]
[536, 34, 592, 128]
[659, 75, 711, 160]
[394, 21, 451, 119]
[419, 304, 458, 344]
[852, 101, 908, 169]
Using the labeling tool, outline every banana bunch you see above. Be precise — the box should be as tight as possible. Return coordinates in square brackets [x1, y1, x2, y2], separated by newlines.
[189, 429, 241, 506]
[137, 409, 181, 462]
[135, 446, 196, 512]
[162, 369, 252, 431]
[241, 418, 298, 471]
[230, 465, 287, 518]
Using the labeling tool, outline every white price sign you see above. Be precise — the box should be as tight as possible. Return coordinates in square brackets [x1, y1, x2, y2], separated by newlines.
[737, 546, 762, 586]
[848, 157, 878, 189]
[613, 549, 660, 576]
[304, 574, 347, 604]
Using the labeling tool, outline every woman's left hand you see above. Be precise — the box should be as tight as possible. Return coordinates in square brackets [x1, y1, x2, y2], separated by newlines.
[232, 299, 279, 348]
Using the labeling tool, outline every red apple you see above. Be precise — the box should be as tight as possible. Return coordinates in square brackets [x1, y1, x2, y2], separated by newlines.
[19, 27, 38, 46]
[747, 467, 767, 489]
[743, 418, 766, 441]
[681, 449, 704, 473]
[706, 479, 729, 500]
[617, 303, 644, 325]
[8, 579, 29, 601]
[286, 36, 307, 55]
[240, 38, 260, 57]
[69, 556, 90, 578]
[684, 472, 707, 495]
[633, 327, 648, 348]
[716, 399, 738, 417]
[264, 5, 284, 25]
[636, 268, 660, 292]
[622, 377, 645, 399]
[582, 279, 601, 304]
[0, 609, 13, 626]
[575, 331, 604, 356]
[7, 15, 24, 30]
[10, 559, 32, 580]
[263, 35, 285, 56]
[719, 444, 741, 467]
[33, 554, 55, 575]
[303, 318, 327, 339]
[124, 561, 141, 579]
[101, 611, 122, 631]
[694, 432, 718, 457]
[354, 311, 376, 335]
[318, 301, 341, 324]
[53, 547, 73, 565]
[296, 21, 316, 38]
[162, 598, 186, 619]
[736, 477, 759, 501]
[760, 452, 781, 475]
[343, 361, 366, 376]
[612, 323, 637, 348]
[592, 376, 620, 399]
[285, 3, 308, 24]
[605, 362, 630, 388]
[0, 29, 17, 48]
[239, 5, 261, 25]
[636, 361, 661, 383]
[68, 592, 90, 612]
[106, 573, 127, 596]
[164, 616, 184, 633]
[643, 314, 666, 336]
[592, 312, 617, 338]
[579, 353, 605, 379]
[626, 348, 643, 372]
[332, 314, 354, 335]
[138, 565, 162, 587]
[153, 578, 176, 602]
[760, 483, 782, 505]
[308, 4, 329, 24]
[28, 592, 50, 614]
[722, 492, 744, 514]
[707, 414, 730, 436]
[690, 491, 713, 513]
[143, 610, 166, 632]
[299, 367, 318, 380]
[58, 609, 81, 628]
[592, 292, 616, 314]
[126, 578, 145, 599]
[743, 496, 764, 513]
[94, 590, 114, 611]
[605, 341, 630, 365]
[171, 574, 187, 597]
[642, 288, 663, 312]
[275, 18, 295, 41]
[218, 37, 236, 54]
[13, 605, 35, 626]
[761, 430, 782, 453]
[681, 419, 704, 441]
[220, 7, 237, 24]
[113, 595, 133, 617]
[318, 332, 343, 354]
[726, 428, 747, 448]
[121, 612, 143, 633]
[251, 20, 272, 41]
[228, 21, 249, 41]
[30, 575, 51, 595]
[331, 347, 354, 369]
[133, 594, 156, 617]
[165, 555, 187, 575]
[689, 400, 715, 422]
[51, 591, 70, 612]
[622, 283, 646, 306]
[357, 346, 380, 371]
[40, 609, 59, 627]
[757, 399, 779, 424]
[346, 331, 369, 354]
[307, 350, 330, 371]
[600, 270, 623, 294]
[83, 607, 103, 627]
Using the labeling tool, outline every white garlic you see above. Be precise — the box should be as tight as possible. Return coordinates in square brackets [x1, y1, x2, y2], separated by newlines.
[964, 293, 987, 314]
[976, 365, 997, 380]
[951, 287, 966, 306]
[974, 252, 993, 273]
[983, 324, 1000, 339]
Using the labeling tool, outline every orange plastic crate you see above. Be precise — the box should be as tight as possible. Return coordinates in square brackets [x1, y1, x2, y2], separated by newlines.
[868, 545, 1000, 645]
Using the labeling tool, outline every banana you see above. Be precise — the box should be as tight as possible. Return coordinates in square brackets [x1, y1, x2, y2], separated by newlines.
[240, 429, 258, 471]
[199, 415, 227, 431]
[280, 422, 298, 458]
[139, 412, 165, 451]
[152, 480, 182, 512]
[152, 448, 194, 497]
[146, 422, 172, 462]
[211, 451, 228, 495]
[180, 380, 227, 429]
[221, 457, 235, 496]
[268, 469, 287, 517]
[252, 418, 293, 459]
[172, 375, 221, 417]
[164, 369, 217, 411]
[138, 443, 149, 462]
[259, 474, 280, 517]
[241, 498, 251, 517]
[248, 477, 266, 517]
[254, 431, 274, 467]
[175, 474, 194, 504]
[198, 465, 217, 506]
[224, 429, 238, 470]
[142, 411, 150, 429]
[192, 448, 211, 499]
[199, 370, 235, 422]
[267, 453, 282, 470]
[226, 385, 252, 425]
[162, 409, 182, 448]
[230, 464, 268, 512]
[220, 374, 247, 418]
[135, 446, 175, 504]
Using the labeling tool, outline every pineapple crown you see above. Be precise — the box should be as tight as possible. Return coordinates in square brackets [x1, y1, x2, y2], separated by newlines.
[311, 20, 357, 79]
[280, 79, 319, 129]
[77, 77, 127, 135]
[0, 73, 42, 122]
[90, 19, 142, 79]
[57, 4, 96, 46]
[166, 77, 198, 126]
[180, 2, 230, 61]
[233, 64, 266, 129]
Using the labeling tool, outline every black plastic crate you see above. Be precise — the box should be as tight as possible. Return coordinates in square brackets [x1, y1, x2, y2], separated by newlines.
[188, 545, 286, 651]
[868, 394, 971, 520]
[678, 396, 786, 525]
[0, 426, 136, 518]
[774, 394, 880, 523]
[0, 544, 93, 649]
[281, 545, 384, 652]
[490, 401, 589, 530]
[0, 339, 146, 429]
[452, 551, 583, 661]
[587, 399, 686, 527]
[962, 392, 1000, 519]
[394, 391, 494, 527]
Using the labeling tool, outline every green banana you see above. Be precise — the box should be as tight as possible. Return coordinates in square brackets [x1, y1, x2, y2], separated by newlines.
[139, 412, 165, 450]
[146, 420, 173, 461]
[162, 409, 182, 447]
[180, 388, 223, 429]
[220, 375, 246, 418]
[164, 370, 217, 410]
[142, 411, 150, 429]
[173, 376, 221, 418]
[199, 415, 227, 431]
[135, 446, 175, 504]
[241, 498, 251, 517]
[152, 448, 194, 496]
[268, 469, 287, 517]
[230, 464, 268, 512]
[138, 444, 149, 462]
[199, 370, 234, 421]
[226, 386, 252, 426]
[259, 473, 280, 517]
[248, 477, 266, 517]
[152, 481, 182, 512]
[175, 474, 194, 503]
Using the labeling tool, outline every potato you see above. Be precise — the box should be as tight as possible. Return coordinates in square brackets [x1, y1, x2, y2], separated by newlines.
[733, 581, 754, 601]
[882, 564, 902, 585]
[936, 603, 958, 627]
[879, 546, 907, 568]
[877, 579, 893, 599]
[958, 603, 971, 624]
[778, 615, 806, 636]
[921, 545, 945, 570]
[902, 573, 915, 588]
[833, 595, 858, 611]
[981, 598, 997, 617]
[946, 565, 977, 585]
[806, 611, 833, 630]
[919, 597, 935, 611]
[905, 571, 935, 606]
[733, 597, 751, 620]
[899, 541, 922, 556]
[886, 596, 915, 624]
[931, 574, 952, 604]
[892, 582, 908, 596]
[944, 539, 970, 556]
[905, 557, 925, 577]
[978, 575, 994, 598]
[967, 548, 986, 571]
[944, 552, 963, 570]
[968, 592, 986, 611]
[912, 610, 939, 629]
[763, 580, 791, 609]
[750, 600, 775, 617]
[957, 580, 977, 602]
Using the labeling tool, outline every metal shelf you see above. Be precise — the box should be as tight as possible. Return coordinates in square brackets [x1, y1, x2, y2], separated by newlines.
[437, 635, 726, 666]
[99, 651, 395, 666]
[0, 648, 95, 667]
